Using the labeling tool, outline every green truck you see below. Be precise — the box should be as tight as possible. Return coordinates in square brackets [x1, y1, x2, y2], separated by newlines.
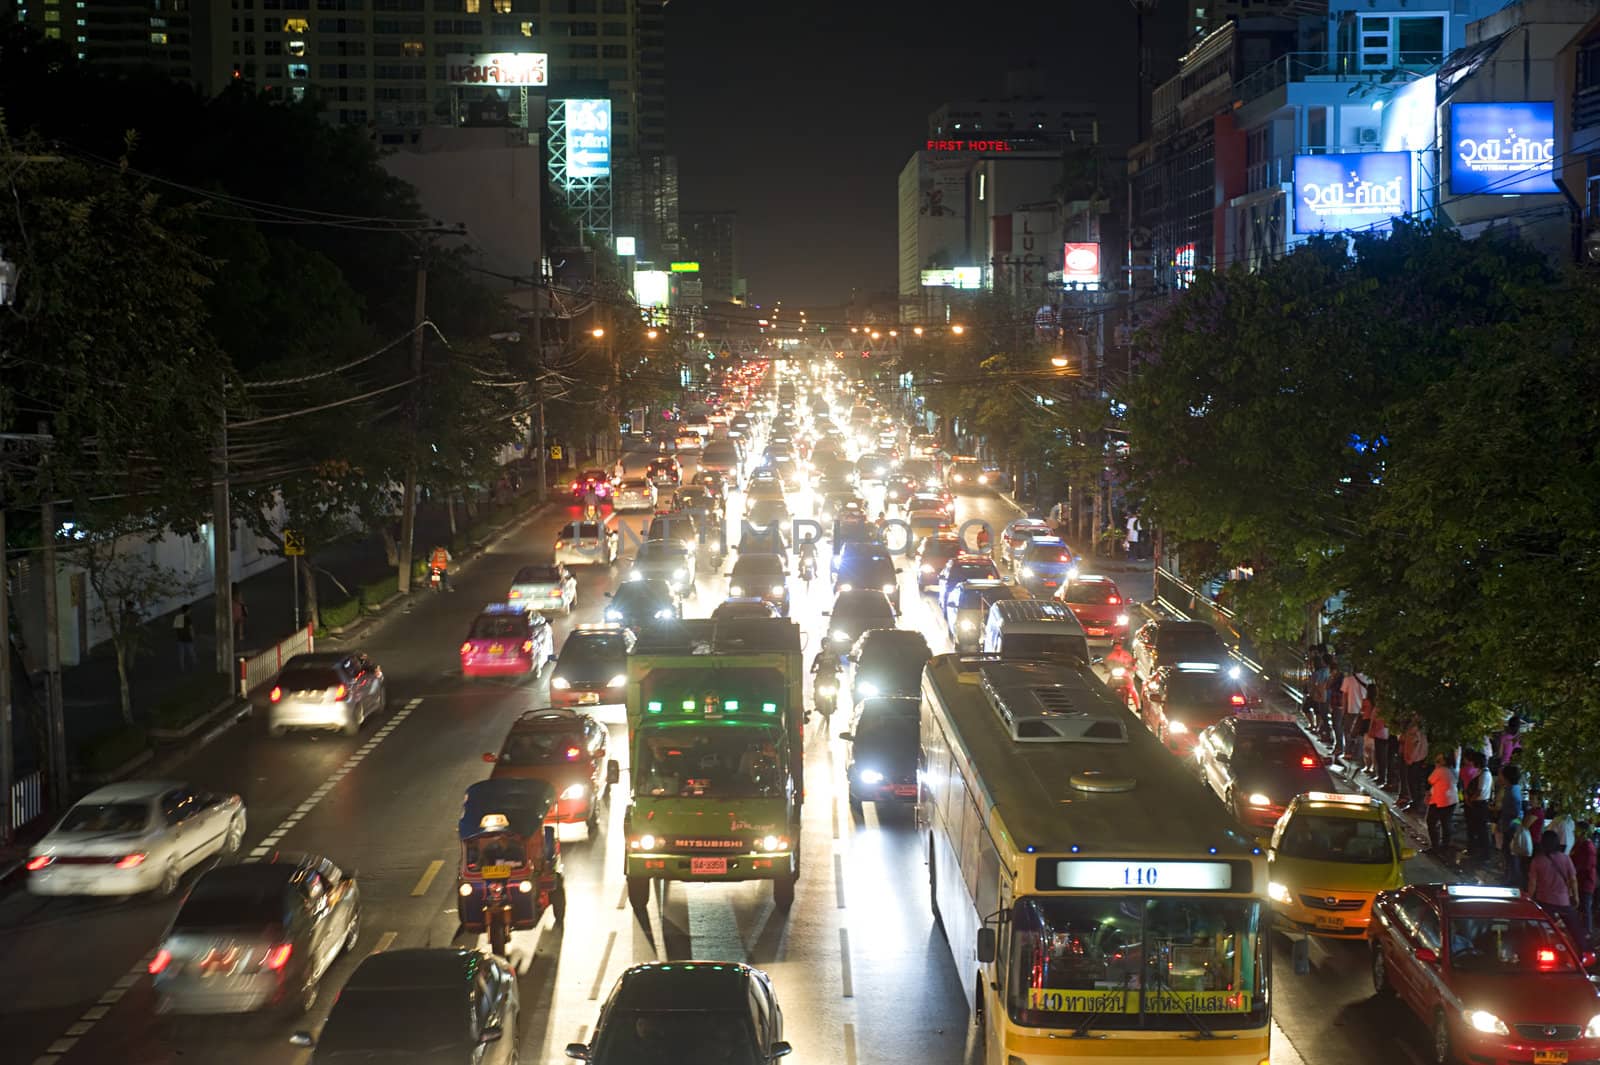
[622, 619, 805, 912]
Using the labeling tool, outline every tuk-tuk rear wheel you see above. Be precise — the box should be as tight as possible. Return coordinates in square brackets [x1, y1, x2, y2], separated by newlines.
[627, 875, 651, 914]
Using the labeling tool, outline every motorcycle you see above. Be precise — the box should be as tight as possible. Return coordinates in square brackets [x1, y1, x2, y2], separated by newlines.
[429, 566, 445, 592]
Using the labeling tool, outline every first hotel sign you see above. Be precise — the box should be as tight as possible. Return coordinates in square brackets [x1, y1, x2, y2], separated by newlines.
[446, 52, 549, 87]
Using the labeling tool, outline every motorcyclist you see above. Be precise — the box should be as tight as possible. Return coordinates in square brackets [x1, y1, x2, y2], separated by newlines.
[1102, 641, 1136, 705]
[810, 651, 841, 731]
[797, 539, 818, 584]
[428, 544, 454, 591]
[583, 484, 601, 520]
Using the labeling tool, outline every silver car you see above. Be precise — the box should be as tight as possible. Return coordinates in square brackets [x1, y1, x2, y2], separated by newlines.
[628, 539, 695, 595]
[614, 478, 657, 512]
[152, 853, 361, 1016]
[268, 652, 386, 737]
[554, 518, 619, 566]
[508, 563, 577, 615]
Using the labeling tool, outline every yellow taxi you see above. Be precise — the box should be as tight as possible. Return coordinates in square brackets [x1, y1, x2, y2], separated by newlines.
[1265, 791, 1414, 939]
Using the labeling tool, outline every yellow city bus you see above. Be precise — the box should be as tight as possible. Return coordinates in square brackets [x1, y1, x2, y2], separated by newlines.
[920, 655, 1271, 1065]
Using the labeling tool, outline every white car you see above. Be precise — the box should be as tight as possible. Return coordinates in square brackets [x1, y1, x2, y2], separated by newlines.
[554, 518, 619, 567]
[508, 562, 577, 614]
[613, 478, 657, 512]
[28, 780, 246, 898]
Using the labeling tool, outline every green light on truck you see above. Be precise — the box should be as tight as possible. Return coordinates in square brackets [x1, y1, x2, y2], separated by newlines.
[681, 699, 696, 710]
[723, 700, 739, 711]
[647, 701, 662, 713]
[761, 702, 777, 714]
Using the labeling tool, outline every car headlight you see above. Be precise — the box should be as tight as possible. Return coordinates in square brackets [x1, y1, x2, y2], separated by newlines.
[859, 769, 884, 785]
[561, 784, 587, 800]
[1267, 881, 1292, 904]
[958, 619, 975, 632]
[1115, 613, 1130, 627]
[653, 608, 675, 619]
[1465, 1009, 1509, 1036]
[857, 681, 879, 698]
[881, 583, 896, 595]
[729, 584, 743, 596]
[831, 629, 849, 642]
[1066, 566, 1080, 579]
[1168, 720, 1189, 734]
[816, 682, 836, 695]
[1584, 1014, 1600, 1039]
[1247, 792, 1271, 806]
[920, 564, 934, 574]
[607, 674, 627, 688]
[758, 835, 789, 852]
[771, 585, 786, 596]
[605, 609, 623, 621]
[1110, 665, 1127, 679]
[551, 676, 572, 690]
[1021, 566, 1034, 578]
[673, 568, 688, 582]
[837, 582, 853, 592]
[637, 834, 657, 850]
[626, 571, 643, 581]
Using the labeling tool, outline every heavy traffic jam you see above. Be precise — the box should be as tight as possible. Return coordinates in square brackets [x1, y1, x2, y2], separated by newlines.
[15, 357, 1598, 1065]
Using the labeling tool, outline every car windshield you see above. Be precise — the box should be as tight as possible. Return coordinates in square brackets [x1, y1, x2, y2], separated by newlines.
[561, 634, 627, 665]
[502, 731, 587, 765]
[1449, 917, 1580, 973]
[733, 558, 783, 578]
[515, 566, 560, 583]
[470, 615, 527, 640]
[1024, 544, 1073, 563]
[1060, 581, 1119, 605]
[279, 666, 342, 691]
[1160, 628, 1227, 656]
[317, 989, 471, 1054]
[173, 876, 286, 929]
[951, 562, 997, 581]
[612, 584, 669, 609]
[1278, 815, 1395, 864]
[635, 727, 786, 799]
[1235, 730, 1318, 765]
[637, 541, 683, 562]
[58, 802, 148, 833]
[573, 522, 603, 538]
[593, 1008, 760, 1064]
[622, 480, 651, 490]
[1007, 895, 1266, 1032]
[1164, 673, 1240, 704]
[856, 701, 920, 738]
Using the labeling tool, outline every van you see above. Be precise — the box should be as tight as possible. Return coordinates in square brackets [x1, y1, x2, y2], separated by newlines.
[700, 439, 742, 485]
[981, 599, 1091, 665]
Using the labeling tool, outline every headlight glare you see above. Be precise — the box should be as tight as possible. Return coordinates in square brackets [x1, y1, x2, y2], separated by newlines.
[1465, 1009, 1509, 1036]
[1584, 1014, 1600, 1038]
[638, 834, 657, 850]
[607, 673, 627, 688]
[831, 629, 848, 641]
[857, 681, 879, 698]
[1267, 880, 1291, 903]
[551, 676, 572, 689]
[561, 783, 586, 800]
[1247, 792, 1271, 806]
[1115, 613, 1130, 626]
[1168, 719, 1188, 734]
[729, 584, 743, 596]
[859, 769, 884, 784]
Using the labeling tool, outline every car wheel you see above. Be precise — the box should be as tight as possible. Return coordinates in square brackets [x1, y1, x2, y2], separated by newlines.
[293, 974, 319, 1016]
[1370, 944, 1391, 996]
[223, 815, 245, 856]
[153, 860, 180, 899]
[342, 910, 361, 955]
[1432, 1010, 1454, 1065]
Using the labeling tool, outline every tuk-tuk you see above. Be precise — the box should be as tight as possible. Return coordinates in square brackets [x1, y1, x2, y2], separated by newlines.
[456, 779, 566, 956]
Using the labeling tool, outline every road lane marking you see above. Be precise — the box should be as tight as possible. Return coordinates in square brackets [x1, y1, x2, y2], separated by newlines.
[589, 931, 617, 1000]
[839, 928, 853, 998]
[832, 799, 840, 840]
[843, 1022, 858, 1065]
[46, 1042, 75, 1055]
[373, 931, 398, 954]
[834, 853, 845, 908]
[411, 860, 445, 897]
[616, 884, 628, 910]
[407, 697, 424, 708]
[31, 1057, 59, 1065]
[79, 1007, 107, 1022]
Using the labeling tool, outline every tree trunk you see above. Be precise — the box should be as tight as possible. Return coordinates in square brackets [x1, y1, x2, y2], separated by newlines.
[464, 492, 480, 521]
[447, 492, 458, 536]
[1091, 488, 1104, 559]
[113, 638, 133, 725]
[303, 552, 321, 631]
[381, 524, 399, 568]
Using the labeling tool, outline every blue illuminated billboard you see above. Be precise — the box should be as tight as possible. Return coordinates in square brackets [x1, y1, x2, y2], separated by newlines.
[1293, 152, 1412, 234]
[565, 99, 612, 179]
[1450, 101, 1556, 195]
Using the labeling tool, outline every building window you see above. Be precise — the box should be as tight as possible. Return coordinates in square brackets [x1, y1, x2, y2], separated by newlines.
[288, 62, 308, 77]
[463, 0, 478, 11]
[283, 15, 308, 29]
[265, 38, 282, 53]
[433, 17, 480, 33]
[1395, 16, 1443, 66]
[567, 19, 595, 35]
[601, 43, 625, 58]
[402, 38, 422, 54]
[568, 0, 595, 10]
[287, 38, 305, 55]
[602, 0, 622, 10]
[519, 18, 532, 34]
[150, 30, 167, 43]
[568, 43, 596, 58]
[602, 64, 624, 81]
[602, 20, 623, 35]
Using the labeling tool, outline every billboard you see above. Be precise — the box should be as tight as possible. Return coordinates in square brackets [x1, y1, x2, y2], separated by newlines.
[1450, 101, 1556, 195]
[615, 236, 636, 256]
[445, 53, 548, 87]
[1293, 152, 1411, 234]
[1063, 243, 1100, 285]
[565, 99, 612, 179]
[634, 270, 669, 309]
[920, 267, 982, 289]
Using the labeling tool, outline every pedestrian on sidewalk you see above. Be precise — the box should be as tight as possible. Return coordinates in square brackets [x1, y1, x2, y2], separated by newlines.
[1426, 751, 1459, 851]
[1400, 717, 1430, 810]
[1493, 714, 1522, 776]
[1326, 656, 1348, 762]
[1461, 750, 1493, 857]
[1572, 823, 1597, 940]
[1498, 763, 1528, 887]
[1367, 685, 1394, 789]
[231, 582, 248, 646]
[1125, 513, 1141, 561]
[1341, 670, 1372, 775]
[1526, 793, 1548, 845]
[1308, 651, 1331, 742]
[1549, 805, 1577, 854]
[173, 604, 197, 672]
[1528, 830, 1584, 948]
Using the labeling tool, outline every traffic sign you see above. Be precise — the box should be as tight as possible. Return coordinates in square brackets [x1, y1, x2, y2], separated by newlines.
[283, 529, 306, 557]
[549, 445, 563, 461]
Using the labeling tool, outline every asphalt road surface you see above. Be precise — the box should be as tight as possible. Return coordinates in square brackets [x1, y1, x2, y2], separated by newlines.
[0, 454, 1447, 1065]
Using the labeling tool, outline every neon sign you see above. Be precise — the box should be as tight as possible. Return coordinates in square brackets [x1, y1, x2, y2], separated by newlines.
[1293, 152, 1411, 233]
[926, 139, 1015, 153]
[1450, 102, 1557, 195]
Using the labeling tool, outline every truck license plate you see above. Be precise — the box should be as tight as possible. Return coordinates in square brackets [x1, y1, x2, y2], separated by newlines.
[690, 858, 727, 875]
[894, 785, 917, 797]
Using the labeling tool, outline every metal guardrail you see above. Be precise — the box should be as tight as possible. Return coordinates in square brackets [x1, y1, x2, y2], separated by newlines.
[1153, 568, 1310, 705]
[238, 625, 315, 697]
[12, 771, 43, 831]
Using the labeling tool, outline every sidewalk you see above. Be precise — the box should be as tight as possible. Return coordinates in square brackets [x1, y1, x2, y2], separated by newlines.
[994, 490, 1156, 576]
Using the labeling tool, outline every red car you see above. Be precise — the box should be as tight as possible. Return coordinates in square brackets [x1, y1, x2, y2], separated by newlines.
[1055, 574, 1132, 644]
[1370, 883, 1600, 1065]
[571, 467, 613, 500]
[459, 604, 554, 679]
[484, 708, 618, 831]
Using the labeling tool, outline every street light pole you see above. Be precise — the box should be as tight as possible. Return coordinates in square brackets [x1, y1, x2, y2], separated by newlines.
[396, 254, 428, 596]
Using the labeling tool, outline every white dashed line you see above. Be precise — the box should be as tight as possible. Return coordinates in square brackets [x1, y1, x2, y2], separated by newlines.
[842, 1022, 858, 1065]
[31, 702, 420, 1063]
[839, 928, 853, 998]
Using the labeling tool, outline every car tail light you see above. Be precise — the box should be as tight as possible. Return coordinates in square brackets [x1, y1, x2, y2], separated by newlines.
[1300, 755, 1316, 767]
[148, 950, 172, 975]
[1107, 595, 1121, 604]
[334, 684, 348, 701]
[263, 944, 293, 971]
[25, 855, 52, 871]
[1538, 947, 1559, 970]
[1230, 694, 1247, 707]
[521, 640, 535, 654]
[460, 642, 473, 655]
[269, 686, 282, 703]
[116, 853, 147, 869]
[566, 746, 581, 760]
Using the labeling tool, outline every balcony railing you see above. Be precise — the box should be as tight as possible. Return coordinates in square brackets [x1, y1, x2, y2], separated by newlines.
[1576, 84, 1600, 132]
[1235, 51, 1439, 108]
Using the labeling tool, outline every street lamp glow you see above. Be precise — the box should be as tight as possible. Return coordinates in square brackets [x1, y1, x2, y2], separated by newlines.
[870, 331, 881, 340]
[646, 329, 659, 339]
[696, 331, 705, 339]
[888, 330, 897, 337]
[913, 326, 924, 336]
[951, 324, 966, 335]
[591, 327, 606, 338]
[850, 327, 858, 334]
[1050, 355, 1070, 368]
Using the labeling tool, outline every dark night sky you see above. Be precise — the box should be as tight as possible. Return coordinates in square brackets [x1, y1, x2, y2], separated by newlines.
[665, 0, 1187, 307]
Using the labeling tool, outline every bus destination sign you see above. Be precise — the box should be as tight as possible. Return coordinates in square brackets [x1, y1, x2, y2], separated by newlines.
[1044, 859, 1234, 892]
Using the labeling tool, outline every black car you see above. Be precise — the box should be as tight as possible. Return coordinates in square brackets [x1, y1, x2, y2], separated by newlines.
[603, 578, 679, 630]
[293, 948, 519, 1064]
[1130, 618, 1231, 689]
[568, 961, 788, 1065]
[549, 625, 635, 708]
[645, 456, 681, 487]
[823, 589, 896, 655]
[848, 629, 930, 706]
[834, 550, 900, 612]
[841, 696, 920, 807]
[1195, 717, 1338, 831]
[726, 552, 790, 616]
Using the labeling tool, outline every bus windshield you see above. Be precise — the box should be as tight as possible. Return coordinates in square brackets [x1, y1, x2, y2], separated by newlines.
[1006, 895, 1266, 1032]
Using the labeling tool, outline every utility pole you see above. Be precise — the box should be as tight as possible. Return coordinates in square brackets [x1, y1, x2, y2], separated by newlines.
[0, 499, 10, 844]
[530, 269, 547, 502]
[38, 428, 65, 809]
[213, 384, 234, 674]
[397, 254, 428, 596]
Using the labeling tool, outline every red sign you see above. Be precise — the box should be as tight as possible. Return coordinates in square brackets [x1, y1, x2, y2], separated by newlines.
[1063, 243, 1100, 284]
[926, 139, 1015, 153]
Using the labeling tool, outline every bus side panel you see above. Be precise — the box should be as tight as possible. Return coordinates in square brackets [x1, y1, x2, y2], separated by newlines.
[931, 830, 980, 1020]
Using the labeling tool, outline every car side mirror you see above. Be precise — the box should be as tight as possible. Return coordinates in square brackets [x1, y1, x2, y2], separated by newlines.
[483, 752, 499, 764]
[565, 1043, 591, 1061]
[289, 1031, 315, 1048]
[1414, 947, 1438, 965]
[838, 731, 853, 741]
[769, 1042, 794, 1060]
[976, 927, 997, 964]
[606, 760, 621, 785]
[480, 1027, 503, 1045]
[1584, 950, 1597, 970]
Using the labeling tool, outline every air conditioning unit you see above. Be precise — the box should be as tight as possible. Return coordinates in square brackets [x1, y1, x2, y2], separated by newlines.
[1357, 127, 1380, 145]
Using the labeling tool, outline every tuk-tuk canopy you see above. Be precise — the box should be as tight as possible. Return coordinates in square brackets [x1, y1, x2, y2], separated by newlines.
[459, 778, 556, 840]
